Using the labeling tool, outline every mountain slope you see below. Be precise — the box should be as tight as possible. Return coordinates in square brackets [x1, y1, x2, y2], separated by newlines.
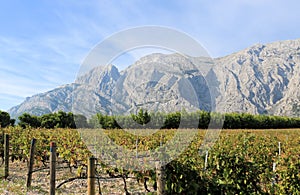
[8, 39, 300, 118]
[213, 39, 300, 115]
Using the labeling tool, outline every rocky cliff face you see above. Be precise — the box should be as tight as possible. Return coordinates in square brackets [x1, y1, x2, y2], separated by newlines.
[110, 53, 214, 115]
[213, 39, 300, 116]
[8, 84, 77, 117]
[8, 39, 300, 118]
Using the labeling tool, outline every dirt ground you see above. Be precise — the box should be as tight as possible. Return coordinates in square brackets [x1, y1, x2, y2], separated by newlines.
[0, 161, 155, 195]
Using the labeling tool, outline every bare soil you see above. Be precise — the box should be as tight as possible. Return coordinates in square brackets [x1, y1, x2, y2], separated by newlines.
[0, 161, 155, 195]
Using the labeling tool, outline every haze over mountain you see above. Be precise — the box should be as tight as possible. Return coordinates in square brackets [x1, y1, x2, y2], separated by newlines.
[8, 39, 300, 119]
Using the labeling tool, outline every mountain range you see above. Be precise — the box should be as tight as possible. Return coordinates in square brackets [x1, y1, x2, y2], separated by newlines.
[8, 39, 300, 119]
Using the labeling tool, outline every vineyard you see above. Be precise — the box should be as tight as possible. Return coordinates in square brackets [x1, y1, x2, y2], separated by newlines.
[1, 127, 300, 194]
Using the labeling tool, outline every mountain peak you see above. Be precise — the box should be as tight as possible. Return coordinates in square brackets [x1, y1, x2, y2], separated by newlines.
[75, 64, 120, 85]
[8, 38, 300, 118]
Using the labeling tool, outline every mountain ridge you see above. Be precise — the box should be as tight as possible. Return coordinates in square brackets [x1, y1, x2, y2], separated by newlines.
[8, 39, 300, 119]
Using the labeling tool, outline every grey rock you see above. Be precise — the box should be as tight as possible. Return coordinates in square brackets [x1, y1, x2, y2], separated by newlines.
[8, 39, 300, 118]
[213, 39, 300, 116]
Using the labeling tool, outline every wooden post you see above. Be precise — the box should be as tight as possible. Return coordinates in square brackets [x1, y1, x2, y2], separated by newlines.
[272, 162, 277, 186]
[278, 142, 281, 156]
[204, 150, 208, 170]
[88, 157, 96, 195]
[27, 138, 37, 187]
[155, 161, 166, 195]
[136, 139, 138, 159]
[4, 134, 9, 179]
[50, 142, 56, 195]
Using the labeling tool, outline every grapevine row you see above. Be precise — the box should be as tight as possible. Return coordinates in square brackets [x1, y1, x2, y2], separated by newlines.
[1, 127, 300, 194]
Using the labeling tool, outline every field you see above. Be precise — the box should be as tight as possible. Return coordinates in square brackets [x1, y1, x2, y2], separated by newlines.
[1, 127, 300, 194]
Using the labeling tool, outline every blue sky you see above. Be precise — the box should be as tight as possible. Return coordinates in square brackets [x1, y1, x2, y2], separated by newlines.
[0, 0, 300, 111]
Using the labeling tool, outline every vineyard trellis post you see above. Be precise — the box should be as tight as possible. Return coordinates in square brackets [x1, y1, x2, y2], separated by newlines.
[27, 138, 37, 187]
[88, 156, 96, 195]
[4, 133, 9, 179]
[204, 150, 208, 171]
[155, 161, 166, 195]
[278, 142, 281, 156]
[50, 142, 56, 195]
[136, 138, 138, 159]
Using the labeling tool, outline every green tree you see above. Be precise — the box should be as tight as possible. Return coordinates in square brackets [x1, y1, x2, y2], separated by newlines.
[40, 113, 58, 129]
[0, 111, 11, 127]
[39, 111, 76, 129]
[131, 109, 151, 128]
[18, 113, 41, 128]
[57, 111, 67, 128]
[89, 113, 119, 129]
[163, 112, 181, 129]
[88, 114, 102, 128]
[66, 112, 76, 128]
[74, 114, 89, 128]
[56, 111, 76, 128]
[10, 118, 15, 126]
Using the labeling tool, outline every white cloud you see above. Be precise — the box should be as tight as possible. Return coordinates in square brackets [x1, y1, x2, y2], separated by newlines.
[0, 35, 86, 109]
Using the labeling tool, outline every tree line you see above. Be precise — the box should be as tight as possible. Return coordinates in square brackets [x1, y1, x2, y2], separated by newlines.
[1, 109, 300, 129]
[89, 109, 300, 129]
[0, 110, 88, 129]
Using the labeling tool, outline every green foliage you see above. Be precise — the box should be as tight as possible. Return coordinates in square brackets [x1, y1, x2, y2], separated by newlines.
[279, 158, 300, 193]
[206, 134, 273, 194]
[163, 112, 181, 129]
[2, 127, 300, 194]
[18, 111, 76, 129]
[223, 112, 300, 129]
[12, 109, 300, 130]
[89, 109, 300, 129]
[40, 113, 58, 128]
[74, 114, 89, 128]
[95, 113, 120, 129]
[132, 109, 151, 126]
[40, 111, 76, 129]
[10, 119, 15, 126]
[165, 160, 209, 194]
[99, 129, 300, 194]
[18, 113, 41, 128]
[157, 130, 300, 194]
[0, 126, 91, 168]
[88, 115, 102, 128]
[0, 110, 12, 128]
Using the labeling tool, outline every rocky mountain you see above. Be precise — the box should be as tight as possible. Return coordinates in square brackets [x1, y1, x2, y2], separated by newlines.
[8, 39, 300, 118]
[214, 39, 300, 116]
